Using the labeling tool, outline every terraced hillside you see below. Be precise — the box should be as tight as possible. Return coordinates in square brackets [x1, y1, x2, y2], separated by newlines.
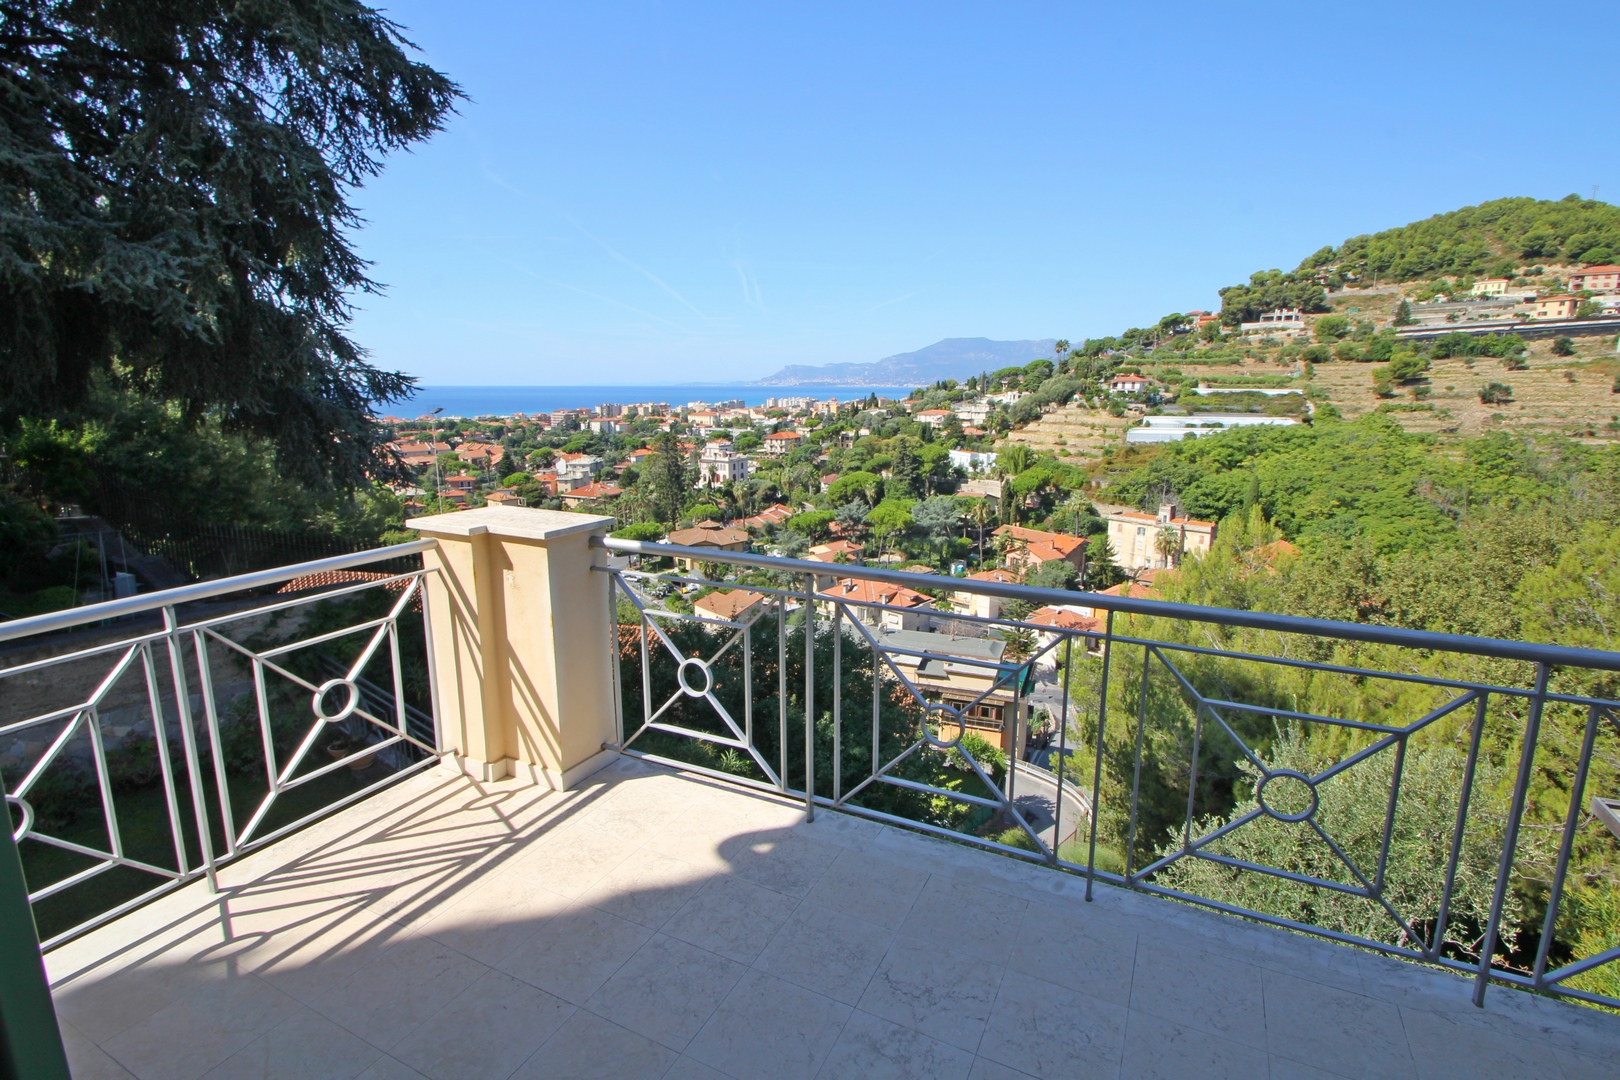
[1311, 335, 1620, 440]
[1004, 404, 1133, 458]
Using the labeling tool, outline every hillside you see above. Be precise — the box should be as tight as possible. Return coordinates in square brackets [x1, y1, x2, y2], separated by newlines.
[1218, 196, 1620, 324]
[756, 337, 1057, 387]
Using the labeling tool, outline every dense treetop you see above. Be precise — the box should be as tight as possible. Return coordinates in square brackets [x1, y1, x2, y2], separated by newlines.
[1218, 196, 1620, 325]
[0, 0, 459, 487]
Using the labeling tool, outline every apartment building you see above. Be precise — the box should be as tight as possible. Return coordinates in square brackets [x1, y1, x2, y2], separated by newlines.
[1105, 502, 1215, 571]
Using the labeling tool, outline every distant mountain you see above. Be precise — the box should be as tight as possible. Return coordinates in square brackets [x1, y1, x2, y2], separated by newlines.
[755, 337, 1058, 387]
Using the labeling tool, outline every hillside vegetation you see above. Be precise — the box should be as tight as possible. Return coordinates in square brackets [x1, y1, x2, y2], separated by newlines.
[1219, 196, 1620, 324]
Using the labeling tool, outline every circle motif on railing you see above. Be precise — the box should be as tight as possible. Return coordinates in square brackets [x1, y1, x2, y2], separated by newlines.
[676, 657, 713, 698]
[5, 794, 33, 842]
[920, 703, 967, 749]
[312, 678, 361, 722]
[1256, 769, 1319, 822]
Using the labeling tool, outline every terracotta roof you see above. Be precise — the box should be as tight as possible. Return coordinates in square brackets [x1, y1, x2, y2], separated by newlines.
[1098, 580, 1160, 601]
[964, 568, 1020, 585]
[763, 431, 803, 440]
[1029, 607, 1105, 633]
[484, 490, 523, 504]
[667, 521, 750, 547]
[693, 589, 767, 621]
[562, 482, 623, 500]
[738, 503, 794, 530]
[1574, 265, 1620, 274]
[818, 578, 934, 610]
[1108, 510, 1215, 529]
[993, 525, 1087, 557]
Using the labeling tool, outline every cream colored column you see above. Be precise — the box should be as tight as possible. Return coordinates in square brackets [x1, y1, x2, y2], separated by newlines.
[407, 506, 619, 789]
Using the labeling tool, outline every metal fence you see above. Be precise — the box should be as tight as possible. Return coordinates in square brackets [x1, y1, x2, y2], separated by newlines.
[598, 536, 1620, 1010]
[0, 541, 440, 948]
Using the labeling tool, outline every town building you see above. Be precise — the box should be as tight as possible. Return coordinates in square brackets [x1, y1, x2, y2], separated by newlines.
[948, 448, 998, 474]
[914, 408, 953, 427]
[737, 503, 794, 531]
[762, 431, 804, 456]
[693, 589, 767, 624]
[483, 490, 524, 506]
[1109, 374, 1151, 395]
[454, 441, 505, 470]
[1105, 502, 1215, 571]
[993, 525, 1088, 576]
[1238, 308, 1306, 334]
[555, 452, 603, 485]
[665, 520, 750, 570]
[1028, 606, 1106, 665]
[878, 629, 1028, 754]
[559, 481, 622, 508]
[1533, 295, 1581, 319]
[1471, 278, 1513, 297]
[696, 450, 751, 489]
[817, 577, 933, 632]
[1568, 265, 1620, 293]
[952, 568, 1019, 620]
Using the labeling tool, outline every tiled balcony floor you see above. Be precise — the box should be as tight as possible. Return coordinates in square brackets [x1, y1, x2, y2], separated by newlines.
[45, 757, 1620, 1080]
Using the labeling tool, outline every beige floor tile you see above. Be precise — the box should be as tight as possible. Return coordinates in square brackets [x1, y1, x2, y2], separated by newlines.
[857, 936, 1003, 1052]
[1400, 1005, 1555, 1080]
[662, 1054, 735, 1079]
[662, 873, 800, 963]
[59, 1020, 137, 1080]
[756, 903, 894, 1004]
[306, 934, 487, 1050]
[687, 970, 851, 1080]
[1262, 970, 1415, 1079]
[583, 933, 746, 1050]
[578, 850, 714, 930]
[513, 1009, 678, 1079]
[724, 831, 842, 898]
[1118, 1009, 1268, 1080]
[388, 969, 573, 1079]
[410, 873, 573, 967]
[54, 947, 235, 1046]
[803, 847, 928, 929]
[899, 877, 1029, 965]
[229, 895, 415, 1006]
[520, 823, 641, 898]
[101, 975, 301, 1080]
[199, 1004, 383, 1080]
[816, 1008, 974, 1080]
[353, 1055, 430, 1080]
[1127, 935, 1266, 1048]
[1267, 1056, 1347, 1079]
[1558, 1047, 1620, 1080]
[977, 970, 1126, 1080]
[967, 1059, 1037, 1079]
[494, 903, 652, 1004]
[1008, 899, 1136, 1006]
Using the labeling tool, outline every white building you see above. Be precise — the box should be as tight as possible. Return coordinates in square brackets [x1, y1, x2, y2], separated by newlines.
[696, 453, 751, 489]
[1125, 415, 1299, 444]
[1238, 308, 1306, 334]
[948, 448, 998, 474]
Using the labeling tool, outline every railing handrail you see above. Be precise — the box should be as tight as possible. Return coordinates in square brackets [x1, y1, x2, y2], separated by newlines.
[0, 539, 435, 646]
[598, 535, 1620, 672]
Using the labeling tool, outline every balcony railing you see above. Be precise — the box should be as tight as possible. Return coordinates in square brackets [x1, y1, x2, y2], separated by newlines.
[4, 505, 1618, 1021]
[0, 541, 441, 948]
[597, 532, 1620, 1013]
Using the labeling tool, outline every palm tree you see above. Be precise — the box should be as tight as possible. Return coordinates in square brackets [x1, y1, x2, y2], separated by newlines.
[969, 498, 993, 565]
[1154, 525, 1182, 569]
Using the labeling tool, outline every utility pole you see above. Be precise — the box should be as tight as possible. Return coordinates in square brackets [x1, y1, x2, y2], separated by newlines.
[431, 406, 445, 504]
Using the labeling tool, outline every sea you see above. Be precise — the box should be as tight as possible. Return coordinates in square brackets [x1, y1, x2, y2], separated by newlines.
[391, 384, 916, 419]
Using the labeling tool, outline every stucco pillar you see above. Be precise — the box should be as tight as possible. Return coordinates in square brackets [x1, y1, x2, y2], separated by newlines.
[406, 506, 619, 789]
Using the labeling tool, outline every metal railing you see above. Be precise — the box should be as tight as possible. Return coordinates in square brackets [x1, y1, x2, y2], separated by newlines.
[0, 541, 441, 948]
[598, 536, 1620, 1010]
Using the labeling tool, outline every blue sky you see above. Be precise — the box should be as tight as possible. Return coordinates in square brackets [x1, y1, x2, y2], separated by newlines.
[347, 2, 1619, 385]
